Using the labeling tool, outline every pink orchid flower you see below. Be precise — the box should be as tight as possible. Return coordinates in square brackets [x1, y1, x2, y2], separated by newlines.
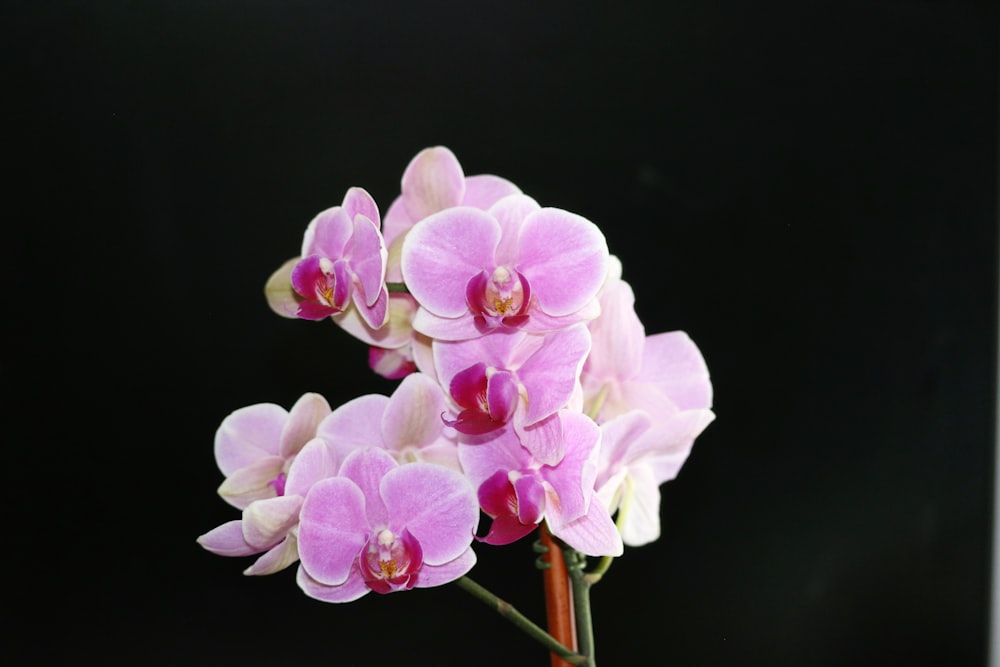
[363, 146, 522, 378]
[581, 256, 714, 424]
[400, 193, 609, 341]
[296, 447, 479, 603]
[433, 325, 591, 465]
[289, 187, 389, 329]
[316, 372, 461, 472]
[458, 410, 623, 557]
[197, 394, 335, 574]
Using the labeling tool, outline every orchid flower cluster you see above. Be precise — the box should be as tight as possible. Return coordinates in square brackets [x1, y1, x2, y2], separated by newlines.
[198, 146, 714, 641]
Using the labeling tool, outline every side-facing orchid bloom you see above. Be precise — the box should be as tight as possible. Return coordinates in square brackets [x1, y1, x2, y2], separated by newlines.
[581, 256, 713, 425]
[197, 393, 334, 574]
[363, 146, 522, 379]
[291, 187, 389, 329]
[316, 372, 461, 472]
[433, 325, 591, 465]
[400, 193, 609, 341]
[296, 447, 479, 603]
[458, 410, 623, 557]
[594, 408, 714, 547]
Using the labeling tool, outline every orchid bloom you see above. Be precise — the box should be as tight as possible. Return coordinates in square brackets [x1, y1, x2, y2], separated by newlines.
[316, 372, 461, 472]
[400, 193, 609, 341]
[362, 146, 522, 379]
[433, 324, 591, 465]
[296, 447, 479, 602]
[197, 394, 335, 574]
[458, 410, 623, 557]
[581, 256, 713, 424]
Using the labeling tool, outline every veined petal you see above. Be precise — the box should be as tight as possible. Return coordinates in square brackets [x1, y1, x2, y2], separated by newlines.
[380, 463, 479, 565]
[244, 534, 300, 575]
[400, 145, 466, 221]
[518, 324, 591, 425]
[339, 448, 398, 527]
[414, 547, 477, 588]
[197, 520, 257, 557]
[317, 394, 389, 461]
[333, 293, 415, 348]
[298, 478, 369, 586]
[349, 215, 387, 307]
[302, 206, 352, 258]
[242, 495, 304, 550]
[381, 373, 449, 450]
[297, 562, 371, 603]
[214, 404, 287, 475]
[487, 193, 540, 264]
[540, 411, 600, 521]
[637, 331, 713, 410]
[341, 186, 380, 228]
[355, 285, 389, 329]
[548, 497, 623, 557]
[279, 393, 332, 459]
[217, 456, 284, 509]
[284, 438, 340, 498]
[264, 257, 304, 319]
[585, 275, 645, 381]
[518, 208, 609, 316]
[401, 207, 501, 318]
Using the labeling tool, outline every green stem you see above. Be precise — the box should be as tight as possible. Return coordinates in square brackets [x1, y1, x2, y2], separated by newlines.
[564, 548, 597, 667]
[454, 576, 589, 666]
[386, 281, 409, 293]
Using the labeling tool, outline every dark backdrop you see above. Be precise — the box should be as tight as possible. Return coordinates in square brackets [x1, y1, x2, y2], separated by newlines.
[6, 2, 998, 665]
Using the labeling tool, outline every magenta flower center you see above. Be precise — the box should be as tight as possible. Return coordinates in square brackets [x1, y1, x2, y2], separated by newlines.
[360, 528, 424, 594]
[466, 267, 532, 329]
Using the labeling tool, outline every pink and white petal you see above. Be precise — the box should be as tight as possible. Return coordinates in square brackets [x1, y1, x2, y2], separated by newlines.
[595, 410, 654, 489]
[333, 296, 413, 348]
[637, 331, 713, 410]
[617, 465, 662, 547]
[369, 346, 416, 380]
[349, 216, 387, 307]
[410, 308, 483, 342]
[458, 429, 530, 489]
[297, 477, 369, 586]
[264, 257, 305, 319]
[339, 448, 397, 526]
[341, 187, 380, 228]
[519, 298, 603, 334]
[382, 373, 449, 450]
[462, 174, 522, 209]
[628, 408, 715, 465]
[401, 145, 466, 220]
[515, 411, 565, 467]
[301, 206, 353, 258]
[217, 456, 285, 509]
[197, 520, 258, 557]
[414, 547, 478, 588]
[518, 324, 591, 425]
[284, 438, 340, 497]
[242, 495, 304, 550]
[405, 440, 462, 471]
[382, 196, 412, 250]
[380, 463, 479, 565]
[539, 411, 601, 520]
[518, 209, 608, 316]
[243, 534, 300, 575]
[487, 193, 540, 264]
[354, 285, 389, 329]
[318, 394, 389, 460]
[278, 392, 332, 459]
[401, 208, 501, 317]
[585, 277, 645, 381]
[297, 562, 371, 603]
[214, 404, 287, 475]
[548, 498, 623, 557]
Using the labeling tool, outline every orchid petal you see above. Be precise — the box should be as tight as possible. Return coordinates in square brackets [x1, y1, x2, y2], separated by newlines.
[617, 465, 662, 547]
[216, 456, 284, 509]
[297, 477, 369, 586]
[214, 404, 287, 475]
[638, 331, 713, 410]
[244, 534, 300, 575]
[400, 145, 466, 220]
[518, 324, 591, 425]
[349, 215, 387, 307]
[302, 206, 352, 258]
[548, 497, 623, 557]
[381, 373, 449, 450]
[264, 257, 304, 319]
[279, 392, 332, 459]
[517, 208, 608, 316]
[414, 547, 477, 588]
[462, 174, 521, 209]
[242, 495, 304, 550]
[297, 562, 371, 603]
[284, 438, 340, 497]
[197, 520, 257, 557]
[401, 207, 501, 317]
[339, 448, 397, 527]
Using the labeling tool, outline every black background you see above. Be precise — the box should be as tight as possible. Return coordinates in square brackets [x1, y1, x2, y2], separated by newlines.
[6, 1, 998, 665]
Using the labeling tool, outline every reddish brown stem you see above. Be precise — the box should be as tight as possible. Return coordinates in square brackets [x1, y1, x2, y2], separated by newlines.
[541, 524, 576, 667]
